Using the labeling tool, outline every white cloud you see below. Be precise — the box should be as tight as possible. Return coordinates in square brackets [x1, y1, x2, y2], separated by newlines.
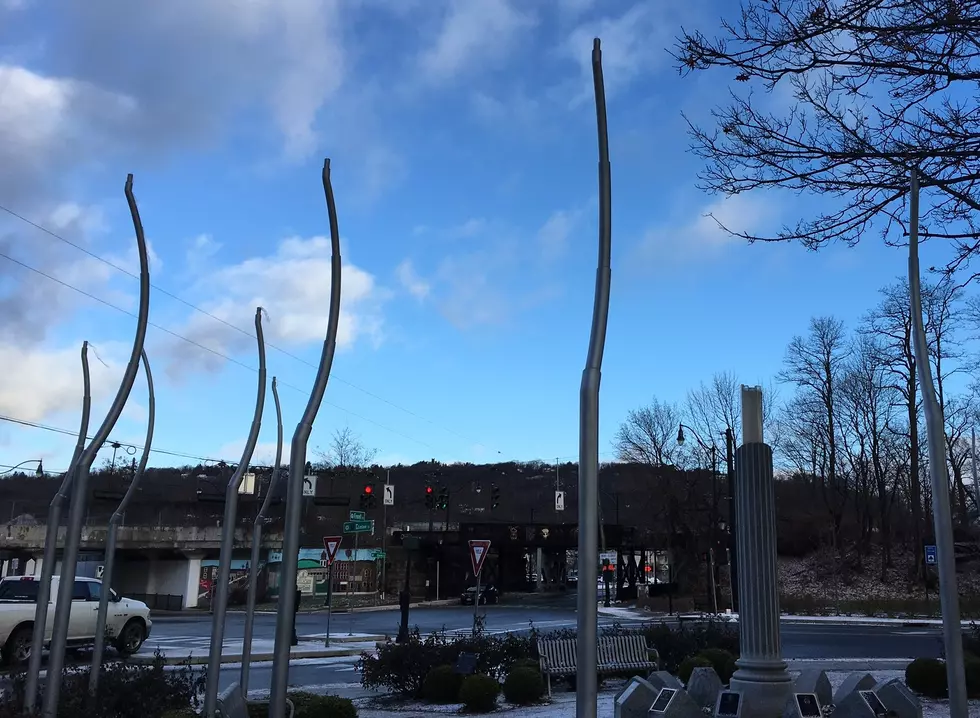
[418, 0, 536, 83]
[635, 193, 777, 265]
[0, 341, 125, 424]
[163, 235, 390, 378]
[0, 64, 136, 207]
[185, 234, 221, 274]
[395, 260, 431, 301]
[537, 208, 582, 260]
[557, 3, 684, 106]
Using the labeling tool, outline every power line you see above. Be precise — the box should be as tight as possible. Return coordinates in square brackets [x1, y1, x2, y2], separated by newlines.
[0, 414, 232, 464]
[0, 202, 501, 455]
[0, 249, 438, 452]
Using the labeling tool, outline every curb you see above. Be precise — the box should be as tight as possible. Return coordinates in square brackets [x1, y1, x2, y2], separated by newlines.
[786, 658, 914, 671]
[135, 646, 366, 666]
[229, 599, 458, 616]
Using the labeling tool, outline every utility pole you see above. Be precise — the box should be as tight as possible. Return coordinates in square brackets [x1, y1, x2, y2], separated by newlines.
[908, 166, 967, 718]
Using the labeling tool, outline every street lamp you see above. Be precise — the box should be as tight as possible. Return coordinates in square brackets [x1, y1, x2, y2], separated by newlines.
[2, 460, 44, 478]
[677, 423, 720, 614]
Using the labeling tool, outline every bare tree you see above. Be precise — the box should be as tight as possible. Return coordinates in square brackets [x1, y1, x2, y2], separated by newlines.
[673, 0, 980, 278]
[687, 371, 781, 450]
[317, 426, 377, 469]
[615, 397, 685, 466]
[779, 316, 851, 551]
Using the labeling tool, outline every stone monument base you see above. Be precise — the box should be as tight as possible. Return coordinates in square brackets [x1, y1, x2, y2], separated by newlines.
[729, 657, 793, 718]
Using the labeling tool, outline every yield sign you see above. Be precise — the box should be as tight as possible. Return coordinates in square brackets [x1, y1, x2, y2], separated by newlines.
[322, 536, 342, 565]
[468, 539, 491, 577]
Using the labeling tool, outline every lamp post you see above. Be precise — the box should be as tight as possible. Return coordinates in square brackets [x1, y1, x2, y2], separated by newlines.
[677, 423, 719, 614]
[724, 428, 738, 613]
[1, 460, 44, 477]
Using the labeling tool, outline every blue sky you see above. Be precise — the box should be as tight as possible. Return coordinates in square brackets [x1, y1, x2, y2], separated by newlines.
[0, 0, 963, 474]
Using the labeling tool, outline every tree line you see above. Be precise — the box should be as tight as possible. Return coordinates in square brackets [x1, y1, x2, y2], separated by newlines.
[616, 276, 980, 579]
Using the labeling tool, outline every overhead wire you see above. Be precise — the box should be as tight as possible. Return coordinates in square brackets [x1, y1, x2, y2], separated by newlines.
[0, 202, 502, 455]
[0, 413, 232, 464]
[0, 248, 439, 452]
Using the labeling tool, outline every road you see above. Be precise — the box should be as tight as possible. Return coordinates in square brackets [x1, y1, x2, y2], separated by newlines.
[145, 605, 947, 694]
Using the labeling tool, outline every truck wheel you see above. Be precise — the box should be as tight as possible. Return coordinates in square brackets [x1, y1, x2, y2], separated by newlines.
[3, 625, 33, 666]
[115, 619, 145, 656]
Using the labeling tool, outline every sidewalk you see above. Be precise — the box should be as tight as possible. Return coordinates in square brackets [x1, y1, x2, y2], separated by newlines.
[136, 633, 384, 666]
[597, 604, 979, 628]
[227, 598, 458, 616]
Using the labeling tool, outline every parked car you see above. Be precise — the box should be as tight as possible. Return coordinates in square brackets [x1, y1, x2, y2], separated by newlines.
[0, 575, 152, 665]
[460, 585, 499, 606]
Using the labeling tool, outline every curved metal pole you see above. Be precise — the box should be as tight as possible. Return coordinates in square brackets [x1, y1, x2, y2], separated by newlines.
[204, 308, 267, 716]
[89, 349, 154, 694]
[576, 37, 611, 718]
[269, 159, 343, 718]
[908, 167, 968, 717]
[24, 342, 91, 713]
[241, 376, 283, 693]
[42, 174, 152, 718]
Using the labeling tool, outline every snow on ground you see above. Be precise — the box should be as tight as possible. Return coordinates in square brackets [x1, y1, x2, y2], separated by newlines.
[347, 671, 980, 716]
[779, 545, 980, 604]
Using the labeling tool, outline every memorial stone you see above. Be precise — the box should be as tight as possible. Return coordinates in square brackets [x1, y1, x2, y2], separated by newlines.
[793, 668, 832, 708]
[873, 678, 922, 718]
[833, 672, 877, 704]
[687, 666, 723, 709]
[614, 677, 660, 718]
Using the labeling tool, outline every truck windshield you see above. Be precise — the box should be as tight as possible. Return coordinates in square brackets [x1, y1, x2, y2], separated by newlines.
[0, 580, 40, 602]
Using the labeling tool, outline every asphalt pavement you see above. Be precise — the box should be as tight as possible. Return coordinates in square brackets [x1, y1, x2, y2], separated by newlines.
[148, 604, 947, 660]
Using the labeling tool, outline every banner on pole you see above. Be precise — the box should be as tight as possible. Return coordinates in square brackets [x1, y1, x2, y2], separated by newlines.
[468, 539, 491, 577]
[323, 536, 342, 565]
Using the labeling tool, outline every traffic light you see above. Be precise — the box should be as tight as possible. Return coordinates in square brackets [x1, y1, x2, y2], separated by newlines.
[424, 485, 435, 510]
[437, 486, 449, 511]
[490, 484, 500, 511]
[360, 484, 376, 510]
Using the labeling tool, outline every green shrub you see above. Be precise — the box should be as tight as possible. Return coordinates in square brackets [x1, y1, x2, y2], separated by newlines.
[502, 667, 544, 706]
[677, 656, 713, 684]
[459, 674, 500, 713]
[289, 692, 356, 718]
[422, 665, 463, 704]
[906, 657, 947, 698]
[966, 653, 980, 699]
[637, 620, 738, 674]
[512, 658, 541, 672]
[696, 648, 737, 684]
[359, 627, 538, 697]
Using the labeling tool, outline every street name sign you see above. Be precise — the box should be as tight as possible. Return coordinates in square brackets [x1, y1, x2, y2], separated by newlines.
[349, 510, 366, 521]
[343, 520, 374, 534]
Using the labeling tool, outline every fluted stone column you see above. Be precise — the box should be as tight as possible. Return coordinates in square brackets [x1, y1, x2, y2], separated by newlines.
[729, 386, 792, 717]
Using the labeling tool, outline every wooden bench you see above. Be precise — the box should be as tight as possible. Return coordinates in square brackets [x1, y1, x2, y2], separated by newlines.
[216, 681, 294, 718]
[537, 634, 659, 696]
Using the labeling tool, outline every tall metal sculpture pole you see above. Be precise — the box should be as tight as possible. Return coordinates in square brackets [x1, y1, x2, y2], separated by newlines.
[269, 158, 343, 718]
[89, 349, 155, 694]
[908, 167, 968, 717]
[43, 174, 151, 718]
[204, 308, 267, 716]
[576, 37, 611, 718]
[241, 376, 283, 694]
[24, 341, 91, 713]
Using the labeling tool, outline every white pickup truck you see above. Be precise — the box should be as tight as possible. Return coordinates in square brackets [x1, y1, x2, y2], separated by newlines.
[0, 575, 152, 665]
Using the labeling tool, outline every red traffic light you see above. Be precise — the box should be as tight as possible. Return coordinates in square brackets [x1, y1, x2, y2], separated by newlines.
[425, 486, 433, 494]
[364, 485, 373, 494]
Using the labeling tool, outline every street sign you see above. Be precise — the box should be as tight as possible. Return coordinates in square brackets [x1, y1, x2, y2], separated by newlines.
[384, 484, 394, 506]
[371, 549, 386, 560]
[349, 510, 366, 521]
[468, 539, 491, 577]
[926, 544, 938, 565]
[343, 520, 374, 534]
[555, 490, 565, 511]
[96, 565, 104, 579]
[240, 472, 256, 494]
[323, 536, 342, 565]
[302, 474, 317, 497]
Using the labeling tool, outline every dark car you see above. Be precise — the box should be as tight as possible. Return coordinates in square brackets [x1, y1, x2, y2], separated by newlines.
[460, 585, 498, 606]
